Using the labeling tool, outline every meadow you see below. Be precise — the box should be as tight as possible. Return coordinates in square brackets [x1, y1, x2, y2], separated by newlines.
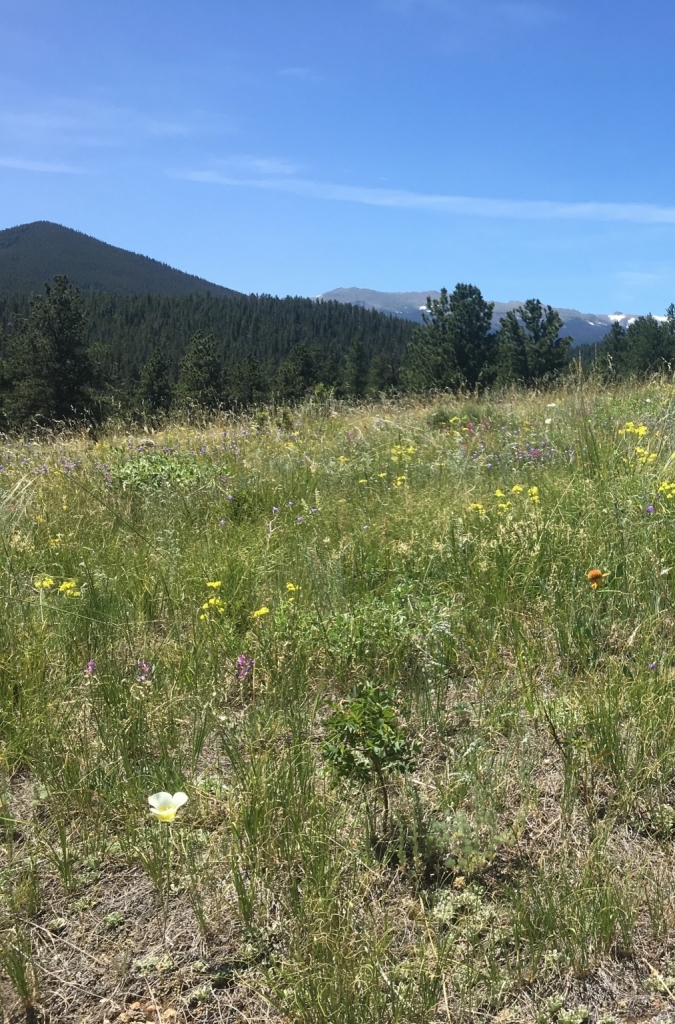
[2, 382, 675, 1023]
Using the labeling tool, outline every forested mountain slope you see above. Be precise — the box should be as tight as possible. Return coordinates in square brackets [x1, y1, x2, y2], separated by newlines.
[0, 221, 238, 297]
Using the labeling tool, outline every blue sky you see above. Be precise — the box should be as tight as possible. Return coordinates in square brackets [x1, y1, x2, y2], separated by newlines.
[2, 0, 675, 313]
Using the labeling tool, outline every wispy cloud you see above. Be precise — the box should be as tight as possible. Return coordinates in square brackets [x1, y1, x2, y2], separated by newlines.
[0, 156, 84, 174]
[0, 100, 228, 150]
[168, 168, 675, 225]
[216, 155, 302, 176]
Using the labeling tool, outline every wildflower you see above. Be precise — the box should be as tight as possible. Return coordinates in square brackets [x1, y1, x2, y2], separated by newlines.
[358, 478, 368, 484]
[219, 519, 226, 526]
[511, 484, 524, 493]
[545, 417, 552, 425]
[296, 516, 304, 523]
[378, 472, 387, 478]
[82, 659, 97, 677]
[497, 502, 512, 512]
[647, 505, 655, 514]
[587, 568, 610, 590]
[137, 659, 153, 682]
[48, 534, 63, 548]
[528, 486, 540, 503]
[286, 582, 301, 592]
[236, 653, 255, 681]
[201, 597, 225, 613]
[252, 606, 269, 618]
[650, 661, 659, 671]
[35, 575, 55, 590]
[494, 489, 505, 498]
[468, 503, 485, 514]
[272, 506, 279, 514]
[59, 579, 81, 597]
[635, 446, 657, 465]
[148, 791, 188, 823]
[394, 475, 406, 486]
[338, 455, 349, 463]
[206, 581, 222, 589]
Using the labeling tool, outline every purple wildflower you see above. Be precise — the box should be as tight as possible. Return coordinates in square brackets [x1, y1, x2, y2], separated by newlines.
[272, 506, 279, 514]
[236, 653, 255, 681]
[82, 659, 97, 677]
[296, 516, 304, 523]
[137, 659, 153, 682]
[219, 518, 227, 525]
[647, 505, 655, 514]
[310, 507, 318, 514]
[650, 661, 659, 671]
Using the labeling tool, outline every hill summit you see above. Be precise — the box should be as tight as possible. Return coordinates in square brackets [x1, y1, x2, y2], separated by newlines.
[0, 221, 238, 298]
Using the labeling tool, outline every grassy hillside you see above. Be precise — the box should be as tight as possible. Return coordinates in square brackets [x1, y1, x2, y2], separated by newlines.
[2, 384, 675, 1022]
[0, 222, 238, 297]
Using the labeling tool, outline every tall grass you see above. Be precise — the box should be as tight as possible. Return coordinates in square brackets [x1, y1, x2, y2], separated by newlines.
[1, 383, 675, 1020]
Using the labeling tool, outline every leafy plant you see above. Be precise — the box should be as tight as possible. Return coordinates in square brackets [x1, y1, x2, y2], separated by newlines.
[322, 681, 417, 833]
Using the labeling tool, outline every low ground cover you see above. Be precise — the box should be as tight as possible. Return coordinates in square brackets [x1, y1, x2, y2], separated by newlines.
[2, 383, 675, 1022]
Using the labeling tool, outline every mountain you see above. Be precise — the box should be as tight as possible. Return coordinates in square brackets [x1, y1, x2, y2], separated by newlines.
[0, 221, 239, 298]
[318, 287, 647, 347]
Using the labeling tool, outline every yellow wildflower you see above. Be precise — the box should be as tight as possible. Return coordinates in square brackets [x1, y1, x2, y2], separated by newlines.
[59, 579, 81, 596]
[286, 582, 301, 591]
[528, 487, 540, 503]
[468, 503, 485, 515]
[358, 478, 368, 484]
[35, 575, 55, 590]
[252, 606, 270, 618]
[394, 475, 406, 486]
[511, 485, 524, 493]
[494, 489, 505, 498]
[206, 581, 222, 589]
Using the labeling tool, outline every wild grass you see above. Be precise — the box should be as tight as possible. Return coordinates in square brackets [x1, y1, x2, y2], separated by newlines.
[2, 381, 675, 1021]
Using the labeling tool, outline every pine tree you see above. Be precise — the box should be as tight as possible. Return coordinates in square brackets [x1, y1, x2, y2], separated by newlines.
[497, 300, 571, 385]
[344, 335, 369, 399]
[403, 288, 459, 391]
[367, 353, 397, 395]
[599, 321, 628, 377]
[229, 355, 269, 407]
[1, 275, 95, 426]
[447, 283, 497, 389]
[624, 315, 674, 373]
[175, 331, 223, 410]
[275, 344, 316, 402]
[403, 284, 496, 392]
[137, 346, 173, 412]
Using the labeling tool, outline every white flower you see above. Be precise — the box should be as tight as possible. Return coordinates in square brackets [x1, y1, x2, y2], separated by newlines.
[545, 417, 552, 425]
[148, 791, 188, 822]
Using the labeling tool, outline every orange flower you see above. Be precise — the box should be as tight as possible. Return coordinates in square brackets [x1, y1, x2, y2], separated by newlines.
[587, 568, 609, 590]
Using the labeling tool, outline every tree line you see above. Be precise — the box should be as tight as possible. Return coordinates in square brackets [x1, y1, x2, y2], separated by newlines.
[2, 276, 673, 428]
